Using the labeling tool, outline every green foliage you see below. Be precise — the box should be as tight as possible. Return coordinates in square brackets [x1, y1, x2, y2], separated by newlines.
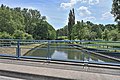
[33, 21, 56, 40]
[0, 8, 15, 34]
[0, 4, 56, 40]
[58, 20, 118, 41]
[71, 21, 85, 40]
[68, 8, 75, 40]
[0, 6, 25, 34]
[48, 24, 56, 40]
[111, 0, 120, 32]
[24, 33, 33, 40]
[109, 29, 120, 41]
[13, 30, 25, 39]
[91, 25, 102, 39]
[87, 32, 97, 40]
[0, 4, 120, 41]
[13, 30, 33, 40]
[57, 25, 67, 37]
[102, 29, 109, 41]
[111, 0, 120, 22]
[0, 32, 12, 39]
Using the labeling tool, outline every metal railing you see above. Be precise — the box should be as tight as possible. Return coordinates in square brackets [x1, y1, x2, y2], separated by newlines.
[0, 39, 120, 67]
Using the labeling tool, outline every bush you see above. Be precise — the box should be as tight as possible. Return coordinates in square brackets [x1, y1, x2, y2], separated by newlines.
[0, 32, 12, 39]
[13, 30, 33, 40]
[24, 33, 33, 40]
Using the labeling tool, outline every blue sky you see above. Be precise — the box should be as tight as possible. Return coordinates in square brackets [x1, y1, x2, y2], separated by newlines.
[0, 0, 116, 29]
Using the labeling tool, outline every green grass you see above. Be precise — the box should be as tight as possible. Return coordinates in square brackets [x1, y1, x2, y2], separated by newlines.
[58, 36, 68, 39]
[81, 41, 120, 52]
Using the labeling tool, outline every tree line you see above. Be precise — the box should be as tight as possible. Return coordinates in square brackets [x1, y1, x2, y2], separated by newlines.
[0, 4, 56, 40]
[57, 0, 120, 41]
[1, 0, 120, 41]
[57, 20, 120, 41]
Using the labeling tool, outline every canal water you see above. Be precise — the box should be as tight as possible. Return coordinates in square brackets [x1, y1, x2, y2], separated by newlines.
[25, 44, 120, 64]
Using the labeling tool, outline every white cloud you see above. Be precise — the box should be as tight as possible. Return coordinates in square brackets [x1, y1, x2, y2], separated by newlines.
[60, 0, 82, 8]
[60, 0, 77, 8]
[83, 16, 96, 21]
[60, 3, 73, 8]
[101, 12, 114, 20]
[77, 6, 91, 16]
[71, 0, 77, 4]
[81, 0, 88, 3]
[89, 0, 99, 5]
[60, 0, 100, 8]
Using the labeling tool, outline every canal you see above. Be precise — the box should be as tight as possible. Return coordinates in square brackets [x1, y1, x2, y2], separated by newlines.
[24, 43, 120, 64]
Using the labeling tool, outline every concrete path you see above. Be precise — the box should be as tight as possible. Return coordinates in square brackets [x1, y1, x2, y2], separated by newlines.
[0, 59, 120, 80]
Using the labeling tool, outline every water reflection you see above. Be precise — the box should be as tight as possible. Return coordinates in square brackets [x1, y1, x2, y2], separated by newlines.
[25, 46, 120, 63]
[51, 50, 68, 60]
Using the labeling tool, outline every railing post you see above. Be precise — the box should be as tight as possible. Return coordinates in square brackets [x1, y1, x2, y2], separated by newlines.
[88, 52, 90, 62]
[17, 40, 20, 58]
[47, 40, 50, 60]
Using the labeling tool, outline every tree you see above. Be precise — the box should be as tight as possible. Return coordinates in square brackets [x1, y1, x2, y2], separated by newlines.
[83, 27, 91, 40]
[71, 21, 84, 40]
[109, 29, 120, 41]
[0, 5, 24, 34]
[111, 0, 120, 32]
[102, 29, 109, 41]
[0, 4, 56, 40]
[33, 21, 56, 40]
[47, 22, 56, 40]
[77, 28, 86, 40]
[105, 24, 117, 31]
[86, 21, 94, 26]
[0, 8, 15, 34]
[68, 8, 75, 40]
[91, 25, 102, 39]
[1, 4, 6, 9]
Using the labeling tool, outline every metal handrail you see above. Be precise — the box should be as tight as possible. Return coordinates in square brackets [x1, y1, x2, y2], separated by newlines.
[0, 39, 120, 67]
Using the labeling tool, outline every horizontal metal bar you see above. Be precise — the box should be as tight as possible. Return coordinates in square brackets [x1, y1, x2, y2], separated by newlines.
[88, 61, 120, 66]
[0, 54, 16, 58]
[0, 39, 120, 43]
[0, 46, 17, 48]
[82, 44, 120, 47]
[20, 56, 48, 60]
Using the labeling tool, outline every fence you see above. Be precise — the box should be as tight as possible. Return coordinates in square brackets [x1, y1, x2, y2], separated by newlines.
[0, 39, 120, 66]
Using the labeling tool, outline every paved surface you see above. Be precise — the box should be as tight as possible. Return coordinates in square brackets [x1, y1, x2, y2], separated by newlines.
[0, 75, 24, 80]
[0, 58, 120, 80]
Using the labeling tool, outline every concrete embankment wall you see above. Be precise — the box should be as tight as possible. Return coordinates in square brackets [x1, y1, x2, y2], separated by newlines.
[73, 44, 120, 62]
